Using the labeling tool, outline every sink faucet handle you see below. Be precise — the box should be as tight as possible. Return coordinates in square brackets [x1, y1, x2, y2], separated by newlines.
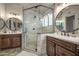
[67, 33, 69, 36]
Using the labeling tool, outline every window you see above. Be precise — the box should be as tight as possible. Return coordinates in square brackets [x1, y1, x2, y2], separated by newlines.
[48, 13, 52, 25]
[44, 15, 48, 26]
[40, 13, 53, 27]
[40, 18, 45, 27]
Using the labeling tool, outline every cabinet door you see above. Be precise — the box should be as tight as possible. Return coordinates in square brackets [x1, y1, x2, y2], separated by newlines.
[0, 38, 1, 49]
[56, 45, 75, 56]
[1, 37, 11, 49]
[12, 37, 21, 48]
[47, 41, 55, 56]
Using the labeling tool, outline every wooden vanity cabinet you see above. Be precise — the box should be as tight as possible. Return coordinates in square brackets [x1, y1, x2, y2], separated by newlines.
[0, 34, 21, 50]
[46, 36, 79, 56]
[0, 37, 2, 49]
[56, 45, 75, 56]
[47, 40, 56, 56]
[12, 36, 21, 48]
[1, 37, 11, 49]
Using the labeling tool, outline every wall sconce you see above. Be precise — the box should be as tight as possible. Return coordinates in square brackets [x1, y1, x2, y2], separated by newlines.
[10, 12, 17, 16]
[8, 12, 18, 18]
[8, 12, 21, 20]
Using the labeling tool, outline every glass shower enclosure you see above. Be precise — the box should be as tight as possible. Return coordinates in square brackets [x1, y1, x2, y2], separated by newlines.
[23, 5, 53, 52]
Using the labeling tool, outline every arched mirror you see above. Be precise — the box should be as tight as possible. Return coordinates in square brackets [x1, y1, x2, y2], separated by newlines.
[56, 5, 79, 33]
[6, 17, 22, 31]
[0, 18, 5, 30]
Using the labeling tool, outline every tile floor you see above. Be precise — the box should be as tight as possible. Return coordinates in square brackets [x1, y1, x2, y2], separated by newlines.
[0, 48, 38, 56]
[0, 48, 21, 56]
[16, 51, 37, 56]
[0, 48, 47, 56]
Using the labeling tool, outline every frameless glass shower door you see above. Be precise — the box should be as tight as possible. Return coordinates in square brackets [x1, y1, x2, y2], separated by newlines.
[23, 8, 41, 52]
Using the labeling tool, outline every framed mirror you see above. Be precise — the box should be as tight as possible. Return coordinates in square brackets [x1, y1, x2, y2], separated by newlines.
[6, 17, 22, 31]
[56, 5, 79, 33]
[0, 18, 5, 30]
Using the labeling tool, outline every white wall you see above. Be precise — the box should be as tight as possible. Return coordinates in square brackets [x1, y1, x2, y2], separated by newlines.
[0, 4, 5, 19]
[0, 4, 23, 33]
[54, 3, 71, 18]
[54, 3, 79, 18]
[5, 4, 23, 20]
[0, 4, 23, 20]
[0, 4, 6, 32]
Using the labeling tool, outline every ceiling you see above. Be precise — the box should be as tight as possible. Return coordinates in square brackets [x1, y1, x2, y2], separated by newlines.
[20, 3, 54, 9]
[5, 3, 54, 9]
[5, 3, 54, 14]
[21, 3, 54, 14]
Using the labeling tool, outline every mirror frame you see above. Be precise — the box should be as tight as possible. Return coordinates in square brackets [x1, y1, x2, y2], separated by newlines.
[0, 18, 5, 30]
[55, 5, 79, 33]
[6, 17, 22, 31]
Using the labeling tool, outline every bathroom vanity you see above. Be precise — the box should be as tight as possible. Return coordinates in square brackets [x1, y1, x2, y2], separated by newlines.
[46, 34, 79, 56]
[0, 17, 22, 50]
[0, 33, 22, 50]
[49, 5, 79, 56]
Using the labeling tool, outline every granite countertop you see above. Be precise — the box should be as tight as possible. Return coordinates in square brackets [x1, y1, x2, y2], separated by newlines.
[0, 32, 22, 35]
[41, 33, 79, 45]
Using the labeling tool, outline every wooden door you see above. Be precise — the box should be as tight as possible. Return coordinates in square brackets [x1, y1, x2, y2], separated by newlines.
[66, 15, 74, 32]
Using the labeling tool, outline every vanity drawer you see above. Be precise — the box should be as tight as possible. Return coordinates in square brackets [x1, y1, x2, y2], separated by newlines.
[47, 39, 55, 47]
[56, 45, 75, 56]
[47, 36, 55, 42]
[11, 34, 21, 38]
